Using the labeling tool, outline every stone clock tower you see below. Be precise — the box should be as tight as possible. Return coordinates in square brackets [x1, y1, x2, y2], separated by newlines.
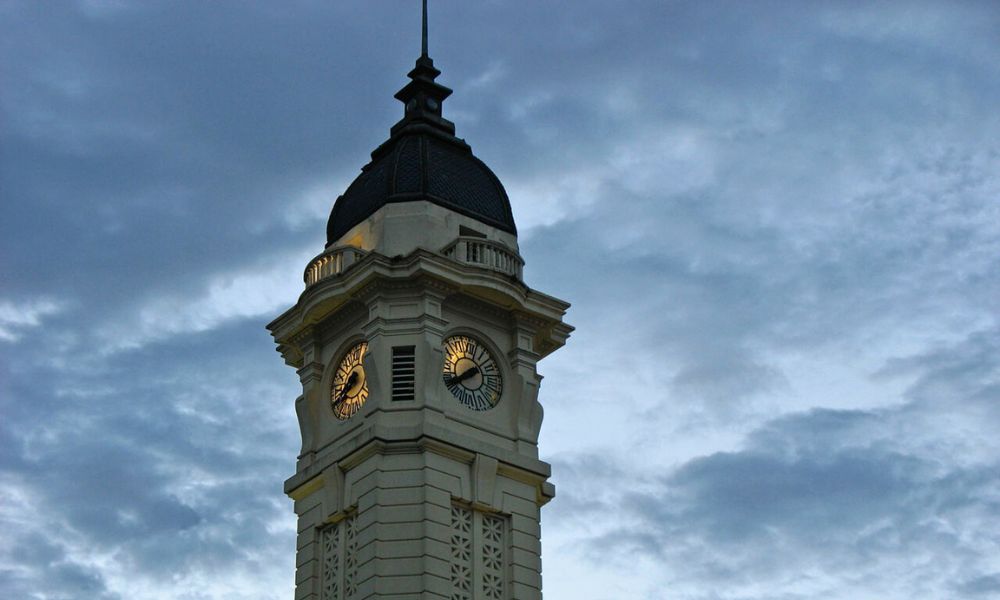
[268, 8, 571, 600]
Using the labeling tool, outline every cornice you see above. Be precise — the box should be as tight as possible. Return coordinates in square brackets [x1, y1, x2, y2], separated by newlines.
[270, 248, 571, 350]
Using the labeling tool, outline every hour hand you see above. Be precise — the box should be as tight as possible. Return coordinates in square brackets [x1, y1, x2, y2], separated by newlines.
[446, 366, 479, 386]
[336, 372, 359, 405]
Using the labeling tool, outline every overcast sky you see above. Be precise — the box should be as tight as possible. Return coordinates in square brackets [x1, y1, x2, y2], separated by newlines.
[2, 1, 999, 599]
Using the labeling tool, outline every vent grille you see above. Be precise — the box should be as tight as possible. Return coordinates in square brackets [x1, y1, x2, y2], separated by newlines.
[392, 346, 416, 401]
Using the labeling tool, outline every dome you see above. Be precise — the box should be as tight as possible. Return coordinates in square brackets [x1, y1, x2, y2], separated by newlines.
[326, 54, 516, 246]
[326, 127, 516, 245]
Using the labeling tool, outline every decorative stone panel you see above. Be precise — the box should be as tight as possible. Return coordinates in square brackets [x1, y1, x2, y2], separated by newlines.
[344, 515, 358, 598]
[321, 524, 341, 600]
[450, 505, 473, 600]
[449, 504, 509, 600]
[320, 514, 358, 600]
[481, 513, 505, 600]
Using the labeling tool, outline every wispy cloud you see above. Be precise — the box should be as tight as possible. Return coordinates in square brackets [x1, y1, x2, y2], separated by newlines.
[0, 298, 64, 342]
[94, 248, 312, 352]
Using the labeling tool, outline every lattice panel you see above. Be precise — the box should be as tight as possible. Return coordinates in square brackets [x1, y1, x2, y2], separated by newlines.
[344, 515, 359, 599]
[449, 505, 510, 600]
[325, 505, 511, 600]
[321, 524, 341, 600]
[481, 514, 505, 600]
[319, 514, 359, 600]
[450, 505, 473, 600]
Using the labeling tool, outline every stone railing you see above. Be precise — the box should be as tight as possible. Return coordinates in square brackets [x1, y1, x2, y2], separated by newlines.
[304, 246, 368, 287]
[441, 237, 524, 280]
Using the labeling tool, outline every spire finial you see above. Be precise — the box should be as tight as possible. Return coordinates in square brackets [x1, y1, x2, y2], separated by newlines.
[389, 0, 454, 136]
[421, 0, 428, 57]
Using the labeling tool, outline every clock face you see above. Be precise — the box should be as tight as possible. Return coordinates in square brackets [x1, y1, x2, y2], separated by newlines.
[331, 341, 369, 420]
[442, 335, 502, 411]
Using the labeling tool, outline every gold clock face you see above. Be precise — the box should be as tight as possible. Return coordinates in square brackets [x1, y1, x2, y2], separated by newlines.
[442, 335, 502, 411]
[331, 341, 368, 420]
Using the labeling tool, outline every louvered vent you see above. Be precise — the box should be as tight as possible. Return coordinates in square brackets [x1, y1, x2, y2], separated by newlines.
[391, 346, 416, 401]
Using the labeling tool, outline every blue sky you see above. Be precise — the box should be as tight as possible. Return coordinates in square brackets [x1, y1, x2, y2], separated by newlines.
[2, 2, 999, 599]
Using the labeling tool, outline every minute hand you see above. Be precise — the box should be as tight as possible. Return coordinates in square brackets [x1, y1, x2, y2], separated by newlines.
[446, 366, 480, 386]
[335, 371, 359, 406]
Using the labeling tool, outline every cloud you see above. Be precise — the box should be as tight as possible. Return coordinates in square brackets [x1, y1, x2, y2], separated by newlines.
[0, 298, 64, 342]
[553, 407, 1000, 599]
[956, 573, 1000, 597]
[0, 478, 121, 600]
[0, 320, 299, 599]
[549, 320, 1000, 598]
[2, 1, 999, 599]
[94, 247, 312, 352]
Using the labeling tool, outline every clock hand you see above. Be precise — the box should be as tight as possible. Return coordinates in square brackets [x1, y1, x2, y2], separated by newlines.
[445, 365, 480, 386]
[335, 371, 359, 405]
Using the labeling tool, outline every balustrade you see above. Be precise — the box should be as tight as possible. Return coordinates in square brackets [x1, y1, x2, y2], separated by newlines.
[441, 237, 523, 280]
[304, 238, 523, 288]
[304, 246, 368, 287]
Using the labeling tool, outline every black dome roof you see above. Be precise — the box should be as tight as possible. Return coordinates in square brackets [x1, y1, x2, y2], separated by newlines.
[326, 55, 516, 246]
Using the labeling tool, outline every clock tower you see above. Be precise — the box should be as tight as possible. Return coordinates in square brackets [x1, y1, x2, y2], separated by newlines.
[267, 7, 571, 599]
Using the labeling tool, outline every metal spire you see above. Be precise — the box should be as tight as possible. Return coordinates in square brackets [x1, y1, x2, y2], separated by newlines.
[421, 0, 428, 57]
[388, 0, 454, 137]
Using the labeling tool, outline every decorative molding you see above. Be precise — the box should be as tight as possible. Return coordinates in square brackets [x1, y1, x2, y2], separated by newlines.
[271, 247, 570, 366]
[473, 454, 499, 509]
[275, 343, 304, 368]
[353, 272, 458, 304]
[287, 472, 325, 502]
[289, 326, 317, 351]
[297, 361, 325, 386]
[286, 432, 552, 498]
[444, 293, 515, 323]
